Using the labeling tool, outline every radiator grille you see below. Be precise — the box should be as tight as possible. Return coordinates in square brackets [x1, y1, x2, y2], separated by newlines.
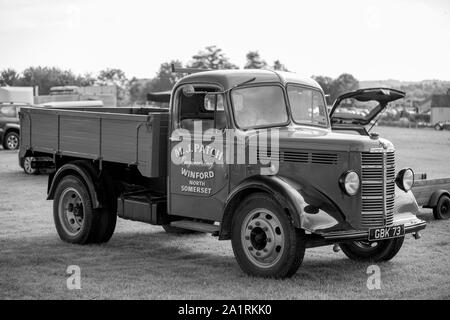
[361, 151, 395, 228]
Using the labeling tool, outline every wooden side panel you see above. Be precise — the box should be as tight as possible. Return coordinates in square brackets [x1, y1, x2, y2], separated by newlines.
[101, 119, 150, 164]
[32, 113, 58, 152]
[21, 107, 170, 178]
[60, 116, 100, 157]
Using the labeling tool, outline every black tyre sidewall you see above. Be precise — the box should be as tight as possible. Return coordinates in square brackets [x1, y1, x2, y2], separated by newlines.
[53, 175, 98, 244]
[434, 195, 450, 220]
[231, 193, 305, 278]
[91, 173, 117, 243]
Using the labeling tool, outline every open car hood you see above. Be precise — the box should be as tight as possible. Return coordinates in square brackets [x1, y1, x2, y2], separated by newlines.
[330, 88, 405, 126]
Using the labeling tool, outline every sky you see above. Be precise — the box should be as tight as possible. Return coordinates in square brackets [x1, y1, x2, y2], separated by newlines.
[0, 0, 449, 81]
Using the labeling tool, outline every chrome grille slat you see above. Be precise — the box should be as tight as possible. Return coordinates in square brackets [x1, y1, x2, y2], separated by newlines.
[361, 151, 395, 228]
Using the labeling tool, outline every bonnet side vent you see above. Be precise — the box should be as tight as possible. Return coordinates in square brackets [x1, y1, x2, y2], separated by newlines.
[311, 153, 338, 165]
[282, 151, 309, 163]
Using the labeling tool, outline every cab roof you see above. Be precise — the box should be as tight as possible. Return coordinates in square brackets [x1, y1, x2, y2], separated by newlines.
[176, 69, 322, 91]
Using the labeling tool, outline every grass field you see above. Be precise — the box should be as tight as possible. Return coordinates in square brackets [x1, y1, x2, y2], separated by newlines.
[0, 126, 449, 299]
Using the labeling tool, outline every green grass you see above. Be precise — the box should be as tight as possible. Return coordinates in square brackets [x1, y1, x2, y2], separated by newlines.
[0, 126, 449, 299]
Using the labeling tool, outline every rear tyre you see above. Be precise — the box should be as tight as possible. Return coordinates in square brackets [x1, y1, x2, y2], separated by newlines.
[340, 236, 405, 262]
[231, 193, 305, 278]
[433, 194, 450, 220]
[434, 123, 443, 131]
[3, 131, 19, 150]
[91, 208, 117, 243]
[53, 175, 100, 244]
[22, 157, 39, 175]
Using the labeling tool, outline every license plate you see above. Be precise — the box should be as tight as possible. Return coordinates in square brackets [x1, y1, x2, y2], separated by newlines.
[368, 225, 404, 241]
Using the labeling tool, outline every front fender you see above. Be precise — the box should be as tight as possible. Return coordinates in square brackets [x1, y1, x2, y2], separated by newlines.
[219, 175, 346, 240]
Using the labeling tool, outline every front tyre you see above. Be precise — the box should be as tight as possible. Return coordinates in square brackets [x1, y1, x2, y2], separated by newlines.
[231, 193, 305, 278]
[340, 236, 405, 262]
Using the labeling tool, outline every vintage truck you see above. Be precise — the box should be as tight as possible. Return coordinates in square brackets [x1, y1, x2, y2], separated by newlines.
[19, 69, 426, 278]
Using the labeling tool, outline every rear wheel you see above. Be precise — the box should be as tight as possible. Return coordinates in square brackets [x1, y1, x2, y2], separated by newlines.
[22, 157, 39, 175]
[340, 236, 404, 262]
[434, 123, 443, 131]
[53, 175, 99, 244]
[53, 174, 116, 244]
[231, 193, 305, 278]
[433, 194, 450, 220]
[3, 131, 19, 150]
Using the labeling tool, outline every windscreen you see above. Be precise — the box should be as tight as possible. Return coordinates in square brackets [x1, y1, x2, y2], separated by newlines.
[231, 86, 288, 129]
[287, 85, 328, 127]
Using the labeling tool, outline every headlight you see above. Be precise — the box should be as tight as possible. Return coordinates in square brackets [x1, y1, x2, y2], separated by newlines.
[396, 168, 414, 192]
[339, 171, 360, 196]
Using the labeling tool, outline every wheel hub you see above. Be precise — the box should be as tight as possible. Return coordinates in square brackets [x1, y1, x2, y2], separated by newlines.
[7, 135, 18, 149]
[242, 209, 284, 268]
[58, 188, 84, 236]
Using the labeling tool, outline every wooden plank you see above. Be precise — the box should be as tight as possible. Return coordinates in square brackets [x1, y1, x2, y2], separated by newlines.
[60, 116, 100, 157]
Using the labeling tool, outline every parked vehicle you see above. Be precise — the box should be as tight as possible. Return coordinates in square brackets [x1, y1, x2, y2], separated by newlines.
[433, 121, 450, 131]
[412, 173, 450, 220]
[19, 70, 426, 278]
[0, 103, 21, 150]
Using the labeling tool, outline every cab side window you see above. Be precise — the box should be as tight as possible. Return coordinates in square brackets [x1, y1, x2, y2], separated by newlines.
[177, 86, 226, 132]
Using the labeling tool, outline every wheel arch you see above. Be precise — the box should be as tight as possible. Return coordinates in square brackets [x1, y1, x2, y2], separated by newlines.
[219, 175, 304, 240]
[426, 190, 450, 208]
[5, 126, 20, 135]
[47, 161, 102, 209]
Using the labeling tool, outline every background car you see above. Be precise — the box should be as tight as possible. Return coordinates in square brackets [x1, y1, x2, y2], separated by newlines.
[0, 103, 21, 150]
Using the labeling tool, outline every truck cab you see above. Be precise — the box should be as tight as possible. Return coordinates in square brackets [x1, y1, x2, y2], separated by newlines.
[19, 69, 426, 278]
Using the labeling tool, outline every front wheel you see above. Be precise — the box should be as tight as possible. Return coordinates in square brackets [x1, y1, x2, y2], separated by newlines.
[340, 236, 405, 262]
[231, 193, 305, 278]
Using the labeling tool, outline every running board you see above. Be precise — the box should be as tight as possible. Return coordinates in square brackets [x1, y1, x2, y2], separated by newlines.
[170, 220, 219, 234]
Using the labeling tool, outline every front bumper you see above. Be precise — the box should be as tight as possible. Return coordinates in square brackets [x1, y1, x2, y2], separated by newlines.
[320, 213, 426, 242]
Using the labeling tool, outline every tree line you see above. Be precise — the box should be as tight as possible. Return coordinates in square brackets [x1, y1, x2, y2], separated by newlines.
[0, 45, 358, 105]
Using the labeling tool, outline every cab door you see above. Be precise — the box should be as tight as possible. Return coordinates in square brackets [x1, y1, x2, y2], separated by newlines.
[168, 84, 229, 221]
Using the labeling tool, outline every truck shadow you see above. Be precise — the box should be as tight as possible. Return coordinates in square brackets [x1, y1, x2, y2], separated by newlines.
[1, 229, 399, 287]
